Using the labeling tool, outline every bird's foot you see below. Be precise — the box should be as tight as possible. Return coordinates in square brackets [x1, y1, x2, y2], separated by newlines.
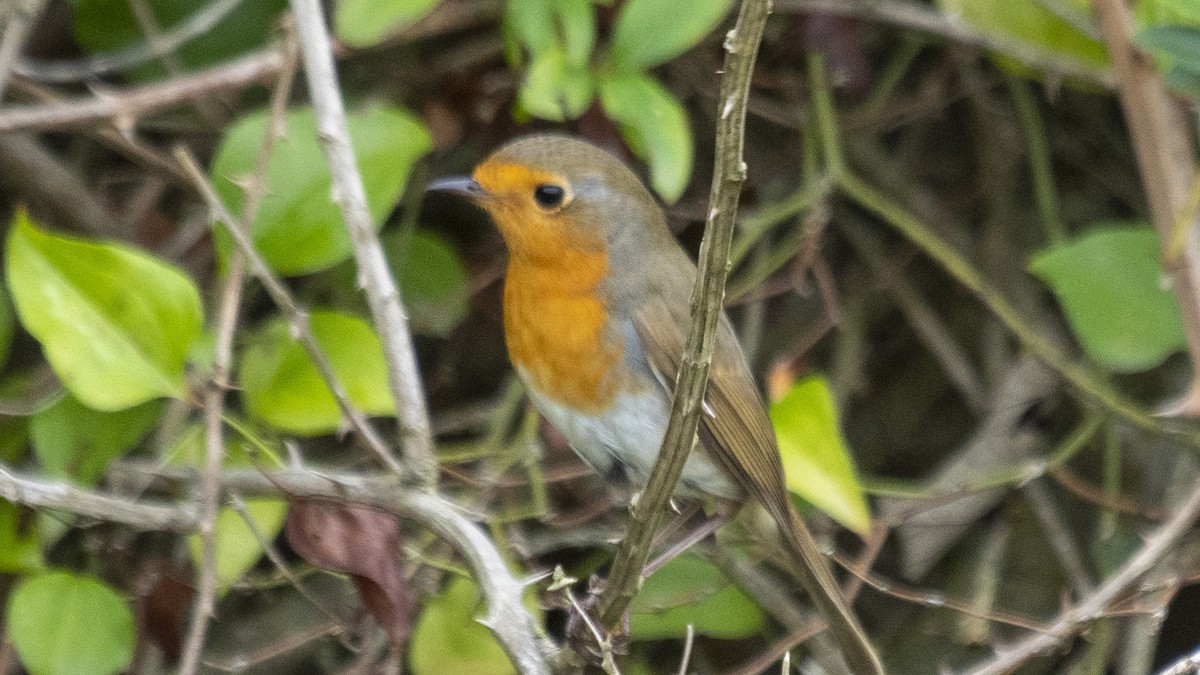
[563, 575, 629, 669]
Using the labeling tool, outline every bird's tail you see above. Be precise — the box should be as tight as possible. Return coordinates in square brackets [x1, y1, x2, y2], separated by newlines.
[778, 505, 885, 675]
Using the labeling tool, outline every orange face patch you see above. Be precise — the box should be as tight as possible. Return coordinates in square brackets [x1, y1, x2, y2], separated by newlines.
[473, 160, 622, 412]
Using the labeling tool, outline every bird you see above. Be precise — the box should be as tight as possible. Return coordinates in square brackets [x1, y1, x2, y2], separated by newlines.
[429, 135, 883, 674]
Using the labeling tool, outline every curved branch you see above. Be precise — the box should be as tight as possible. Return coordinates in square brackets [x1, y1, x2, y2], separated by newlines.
[0, 466, 554, 674]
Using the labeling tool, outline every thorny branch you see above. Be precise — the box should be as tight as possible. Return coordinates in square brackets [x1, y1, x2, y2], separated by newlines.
[588, 0, 771, 655]
[288, 0, 439, 486]
[0, 466, 554, 674]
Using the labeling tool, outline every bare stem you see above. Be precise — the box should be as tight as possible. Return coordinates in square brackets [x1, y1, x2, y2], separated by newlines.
[287, 0, 438, 486]
[594, 0, 772, 632]
[0, 465, 553, 674]
[173, 147, 405, 477]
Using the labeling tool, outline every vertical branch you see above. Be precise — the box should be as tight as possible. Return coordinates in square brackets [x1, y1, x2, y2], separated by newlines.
[1095, 0, 1200, 410]
[595, 0, 772, 630]
[287, 0, 438, 486]
[0, 0, 48, 101]
[177, 43, 299, 675]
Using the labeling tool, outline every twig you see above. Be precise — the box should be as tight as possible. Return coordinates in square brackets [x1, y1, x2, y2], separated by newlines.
[0, 133, 131, 238]
[593, 0, 772, 633]
[0, 0, 47, 101]
[173, 147, 405, 477]
[961, 472, 1200, 674]
[176, 42, 298, 675]
[772, 0, 1113, 88]
[1022, 479, 1094, 596]
[0, 48, 287, 133]
[677, 624, 695, 675]
[12, 0, 243, 82]
[1095, 0, 1200, 414]
[288, 0, 438, 486]
[0, 464, 195, 530]
[0, 467, 553, 674]
[838, 213, 987, 412]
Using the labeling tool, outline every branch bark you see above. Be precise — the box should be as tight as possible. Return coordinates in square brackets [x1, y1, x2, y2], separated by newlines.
[593, 0, 772, 633]
[288, 0, 438, 486]
[960, 470, 1200, 674]
[1094, 0, 1200, 415]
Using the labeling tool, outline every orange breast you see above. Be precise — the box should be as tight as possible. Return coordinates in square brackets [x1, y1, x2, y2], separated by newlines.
[504, 249, 622, 413]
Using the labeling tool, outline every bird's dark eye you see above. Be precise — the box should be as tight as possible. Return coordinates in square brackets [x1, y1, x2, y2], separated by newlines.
[533, 184, 565, 209]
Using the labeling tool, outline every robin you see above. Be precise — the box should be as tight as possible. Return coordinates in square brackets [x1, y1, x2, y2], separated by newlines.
[429, 135, 882, 674]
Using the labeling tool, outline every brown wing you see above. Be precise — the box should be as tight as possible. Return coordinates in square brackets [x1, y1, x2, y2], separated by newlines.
[633, 298, 884, 675]
[633, 299, 793, 518]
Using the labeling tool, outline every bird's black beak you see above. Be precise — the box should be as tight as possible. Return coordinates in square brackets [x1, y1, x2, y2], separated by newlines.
[426, 176, 486, 200]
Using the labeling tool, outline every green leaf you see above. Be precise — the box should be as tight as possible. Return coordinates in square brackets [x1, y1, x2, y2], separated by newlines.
[72, 0, 286, 82]
[506, 0, 595, 66]
[0, 280, 15, 369]
[168, 424, 288, 593]
[518, 46, 594, 121]
[770, 375, 871, 535]
[211, 105, 432, 276]
[0, 415, 29, 465]
[8, 571, 135, 675]
[1030, 225, 1186, 372]
[6, 212, 202, 411]
[1136, 0, 1200, 27]
[598, 71, 693, 203]
[31, 396, 162, 486]
[1135, 25, 1200, 73]
[630, 554, 765, 640]
[409, 578, 517, 675]
[505, 0, 556, 57]
[0, 501, 42, 573]
[555, 0, 596, 67]
[386, 230, 470, 336]
[336, 0, 440, 47]
[240, 310, 395, 435]
[935, 0, 1109, 76]
[608, 0, 735, 70]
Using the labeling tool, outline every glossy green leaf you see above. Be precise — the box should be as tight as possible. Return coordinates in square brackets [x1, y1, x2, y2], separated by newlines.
[409, 578, 517, 675]
[169, 424, 288, 593]
[771, 375, 871, 535]
[336, 0, 440, 47]
[211, 106, 431, 276]
[6, 212, 202, 411]
[73, 0, 285, 82]
[240, 310, 394, 435]
[386, 230, 470, 336]
[608, 0, 735, 70]
[31, 396, 161, 486]
[519, 46, 594, 121]
[1030, 225, 1185, 372]
[936, 0, 1109, 76]
[0, 501, 42, 573]
[8, 571, 135, 675]
[598, 71, 693, 203]
[630, 554, 765, 640]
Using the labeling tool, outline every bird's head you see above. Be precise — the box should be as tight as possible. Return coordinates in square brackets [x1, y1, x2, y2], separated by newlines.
[428, 135, 670, 263]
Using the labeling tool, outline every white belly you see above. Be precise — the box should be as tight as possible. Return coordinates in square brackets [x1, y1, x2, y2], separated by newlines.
[523, 375, 741, 500]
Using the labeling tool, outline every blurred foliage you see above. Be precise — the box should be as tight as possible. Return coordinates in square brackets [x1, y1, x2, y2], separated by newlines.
[2, 0, 1200, 672]
[7, 572, 135, 675]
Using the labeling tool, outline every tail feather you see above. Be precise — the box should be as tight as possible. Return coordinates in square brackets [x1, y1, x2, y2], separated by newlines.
[780, 506, 884, 675]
